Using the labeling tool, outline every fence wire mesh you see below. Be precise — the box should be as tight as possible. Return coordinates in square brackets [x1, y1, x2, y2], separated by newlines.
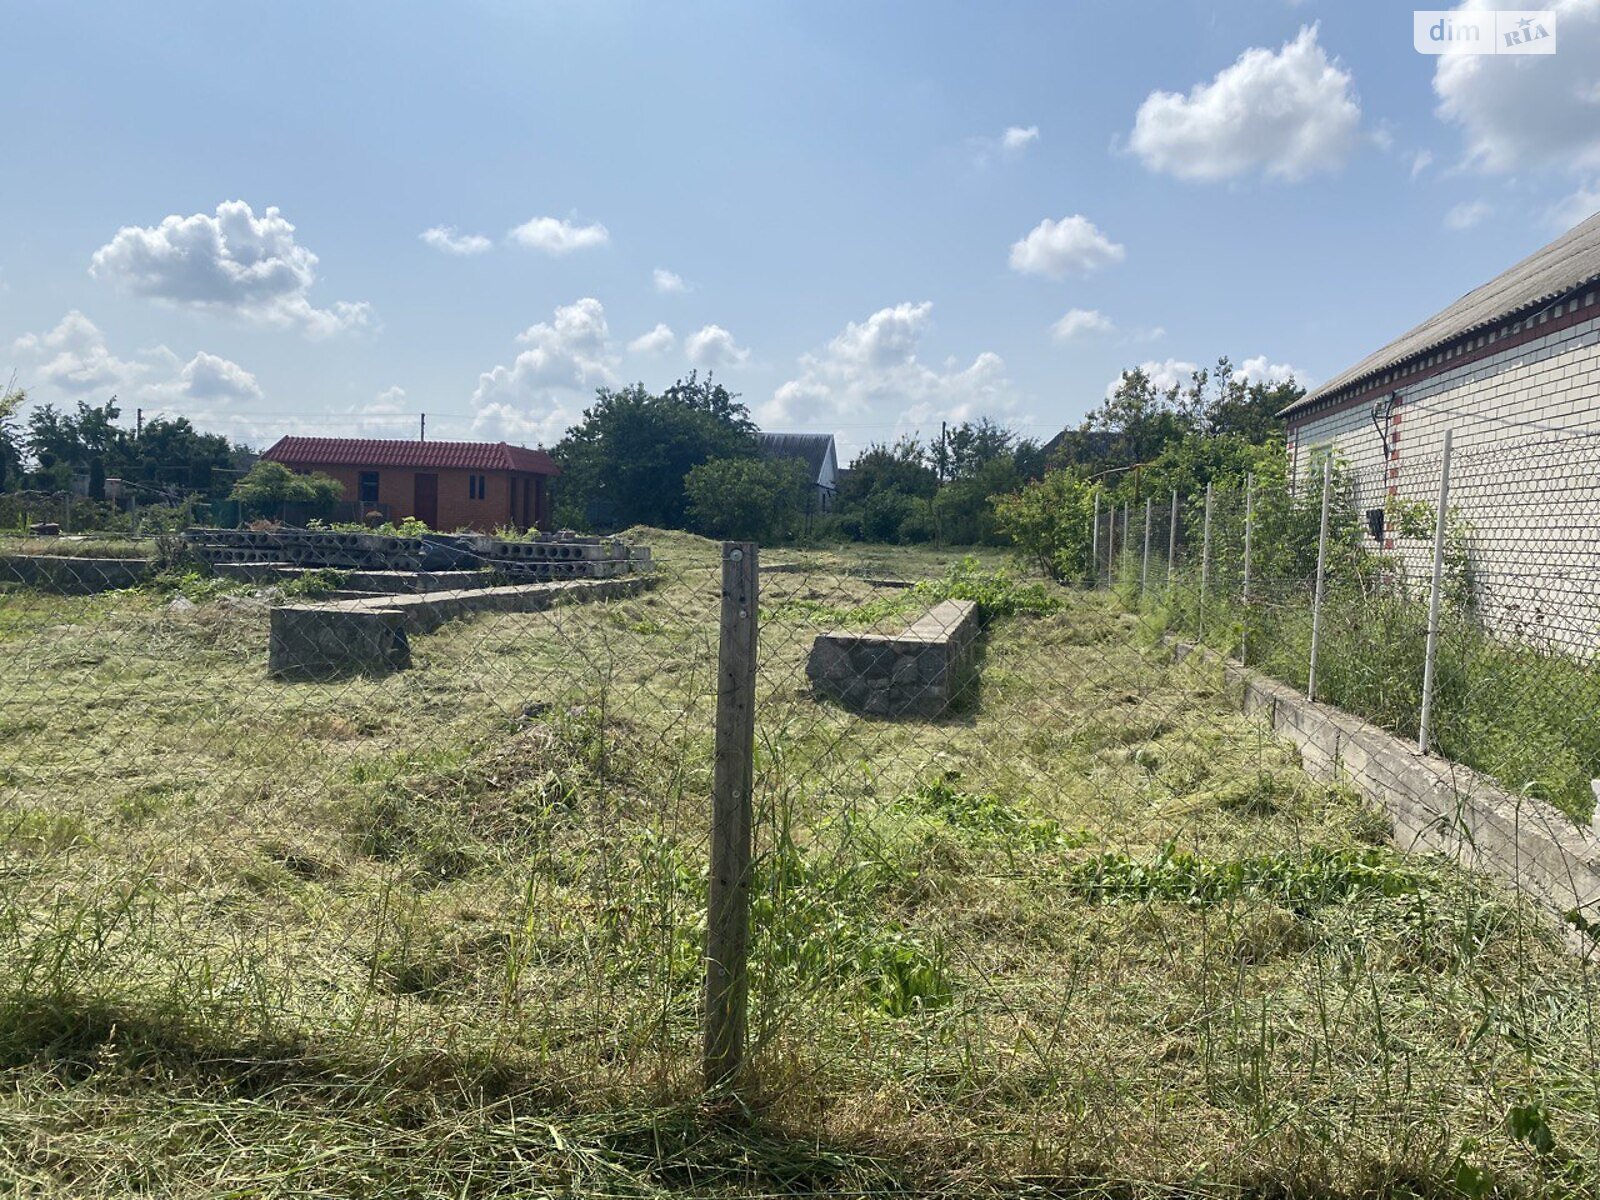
[2, 439, 1599, 1195]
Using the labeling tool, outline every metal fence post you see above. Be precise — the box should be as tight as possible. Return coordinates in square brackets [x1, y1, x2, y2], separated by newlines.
[1167, 489, 1179, 592]
[1122, 502, 1130, 583]
[1307, 457, 1333, 702]
[1418, 430, 1454, 754]
[705, 541, 758, 1091]
[1091, 491, 1101, 588]
[1198, 482, 1213, 639]
[1241, 474, 1254, 665]
[1141, 497, 1152, 600]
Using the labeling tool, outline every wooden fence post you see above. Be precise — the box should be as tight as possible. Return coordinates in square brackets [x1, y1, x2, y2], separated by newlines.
[704, 541, 758, 1090]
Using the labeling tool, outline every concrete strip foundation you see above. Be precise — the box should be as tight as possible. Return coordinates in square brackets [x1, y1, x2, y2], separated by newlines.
[215, 563, 497, 593]
[0, 555, 153, 593]
[269, 574, 654, 678]
[1174, 640, 1600, 944]
[806, 599, 979, 718]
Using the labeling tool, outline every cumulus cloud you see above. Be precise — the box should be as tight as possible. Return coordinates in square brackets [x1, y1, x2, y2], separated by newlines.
[507, 216, 610, 255]
[1008, 215, 1125, 279]
[971, 124, 1041, 167]
[420, 225, 492, 255]
[1234, 356, 1306, 386]
[1130, 24, 1361, 181]
[1001, 125, 1040, 153]
[1433, 0, 1600, 173]
[469, 298, 620, 445]
[686, 324, 749, 368]
[627, 323, 677, 355]
[169, 351, 263, 404]
[1445, 199, 1494, 230]
[652, 268, 688, 294]
[1107, 355, 1306, 397]
[1051, 308, 1116, 341]
[88, 201, 372, 336]
[11, 310, 144, 394]
[1108, 359, 1200, 397]
[765, 301, 1014, 430]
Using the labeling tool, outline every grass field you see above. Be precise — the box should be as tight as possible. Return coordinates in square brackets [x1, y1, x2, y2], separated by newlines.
[1, 530, 1597, 1196]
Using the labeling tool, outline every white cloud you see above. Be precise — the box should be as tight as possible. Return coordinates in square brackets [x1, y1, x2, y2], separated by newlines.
[627, 323, 677, 355]
[1129, 24, 1361, 181]
[1549, 180, 1600, 229]
[826, 301, 933, 368]
[765, 301, 1014, 432]
[1008, 215, 1125, 279]
[507, 216, 610, 255]
[1107, 355, 1305, 397]
[88, 201, 372, 337]
[686, 324, 749, 368]
[1051, 308, 1116, 341]
[1433, 0, 1600, 173]
[12, 311, 145, 395]
[470, 298, 619, 445]
[1410, 149, 1435, 178]
[1444, 199, 1494, 230]
[1001, 125, 1040, 153]
[170, 351, 263, 404]
[971, 124, 1041, 168]
[420, 225, 492, 255]
[1234, 355, 1306, 386]
[652, 267, 688, 294]
[1108, 359, 1200, 397]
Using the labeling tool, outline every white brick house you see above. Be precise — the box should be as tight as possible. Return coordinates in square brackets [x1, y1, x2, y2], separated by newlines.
[1281, 212, 1600, 656]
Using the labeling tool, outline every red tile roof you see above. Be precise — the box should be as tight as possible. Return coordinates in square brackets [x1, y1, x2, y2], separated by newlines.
[262, 437, 559, 476]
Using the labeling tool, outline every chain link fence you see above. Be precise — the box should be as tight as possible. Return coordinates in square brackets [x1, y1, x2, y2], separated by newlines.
[1, 473, 1598, 1195]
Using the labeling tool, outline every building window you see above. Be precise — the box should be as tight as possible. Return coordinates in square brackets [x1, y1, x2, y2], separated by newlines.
[469, 473, 487, 500]
[359, 471, 380, 503]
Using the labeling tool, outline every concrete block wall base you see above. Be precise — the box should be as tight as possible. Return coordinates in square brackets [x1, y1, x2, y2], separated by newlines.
[268, 574, 655, 678]
[270, 606, 410, 679]
[1172, 639, 1600, 950]
[806, 599, 979, 718]
[0, 555, 154, 593]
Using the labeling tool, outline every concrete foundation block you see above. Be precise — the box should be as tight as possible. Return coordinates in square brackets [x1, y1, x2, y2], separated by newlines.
[806, 598, 979, 719]
[269, 605, 410, 680]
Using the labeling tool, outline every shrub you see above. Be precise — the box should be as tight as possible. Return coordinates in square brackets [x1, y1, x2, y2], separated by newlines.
[683, 456, 810, 542]
[991, 470, 1099, 583]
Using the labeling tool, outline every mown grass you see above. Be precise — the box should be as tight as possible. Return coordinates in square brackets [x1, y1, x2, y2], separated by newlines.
[1137, 552, 1600, 823]
[0, 528, 1596, 1196]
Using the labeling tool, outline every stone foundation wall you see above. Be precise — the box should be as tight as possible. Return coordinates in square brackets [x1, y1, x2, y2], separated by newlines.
[806, 599, 978, 718]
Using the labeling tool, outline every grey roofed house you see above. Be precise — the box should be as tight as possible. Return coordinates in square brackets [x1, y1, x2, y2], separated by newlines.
[1281, 210, 1600, 421]
[756, 432, 839, 510]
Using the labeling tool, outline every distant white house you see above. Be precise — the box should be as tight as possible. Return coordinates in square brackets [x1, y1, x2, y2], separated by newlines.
[1281, 211, 1600, 656]
[756, 432, 838, 512]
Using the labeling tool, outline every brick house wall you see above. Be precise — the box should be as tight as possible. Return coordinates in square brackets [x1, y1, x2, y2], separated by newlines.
[312, 466, 549, 532]
[261, 438, 559, 535]
[1287, 291, 1600, 656]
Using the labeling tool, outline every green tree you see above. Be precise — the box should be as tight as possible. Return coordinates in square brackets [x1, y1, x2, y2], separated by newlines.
[991, 469, 1101, 583]
[683, 456, 810, 542]
[231, 460, 343, 520]
[552, 372, 757, 530]
[0, 378, 23, 492]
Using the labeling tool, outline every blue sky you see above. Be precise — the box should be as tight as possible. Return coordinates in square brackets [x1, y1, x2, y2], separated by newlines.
[3, 0, 1598, 456]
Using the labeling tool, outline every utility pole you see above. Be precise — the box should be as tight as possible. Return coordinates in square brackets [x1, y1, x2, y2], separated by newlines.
[939, 420, 948, 483]
[420, 413, 426, 442]
[136, 408, 143, 439]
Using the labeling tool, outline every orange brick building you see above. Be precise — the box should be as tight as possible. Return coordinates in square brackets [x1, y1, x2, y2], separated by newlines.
[261, 437, 559, 533]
